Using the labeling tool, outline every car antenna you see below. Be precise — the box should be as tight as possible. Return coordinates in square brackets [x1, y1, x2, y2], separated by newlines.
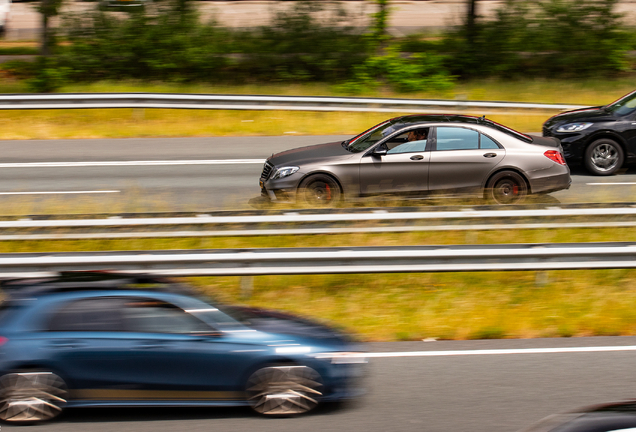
[479, 115, 486, 122]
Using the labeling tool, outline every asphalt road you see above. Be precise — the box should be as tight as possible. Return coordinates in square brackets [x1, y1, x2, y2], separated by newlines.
[0, 135, 634, 213]
[5, 337, 636, 432]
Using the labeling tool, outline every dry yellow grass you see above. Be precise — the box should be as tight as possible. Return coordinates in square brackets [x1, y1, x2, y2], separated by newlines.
[0, 78, 634, 139]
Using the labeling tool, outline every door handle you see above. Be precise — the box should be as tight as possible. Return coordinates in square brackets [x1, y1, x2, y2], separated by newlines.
[48, 340, 86, 349]
[483, 153, 497, 158]
[410, 155, 424, 160]
[136, 340, 168, 350]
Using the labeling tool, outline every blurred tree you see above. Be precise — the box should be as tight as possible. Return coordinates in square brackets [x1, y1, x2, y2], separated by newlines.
[38, 0, 63, 56]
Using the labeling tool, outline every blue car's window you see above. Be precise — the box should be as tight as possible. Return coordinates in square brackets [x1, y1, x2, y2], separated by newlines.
[124, 300, 213, 334]
[436, 127, 480, 151]
[47, 298, 125, 332]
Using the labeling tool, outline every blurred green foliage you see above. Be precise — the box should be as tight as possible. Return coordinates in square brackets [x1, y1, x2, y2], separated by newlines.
[8, 0, 636, 93]
[441, 0, 633, 77]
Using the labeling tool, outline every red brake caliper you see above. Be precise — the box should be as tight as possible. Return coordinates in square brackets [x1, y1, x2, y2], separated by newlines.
[513, 185, 518, 195]
[325, 184, 332, 200]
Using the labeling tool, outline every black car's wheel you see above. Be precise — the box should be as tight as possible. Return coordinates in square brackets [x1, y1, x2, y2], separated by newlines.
[0, 371, 67, 423]
[246, 365, 323, 416]
[584, 138, 624, 175]
[485, 171, 528, 205]
[298, 174, 342, 207]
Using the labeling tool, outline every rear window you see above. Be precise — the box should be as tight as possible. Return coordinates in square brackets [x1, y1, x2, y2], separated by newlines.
[484, 119, 533, 143]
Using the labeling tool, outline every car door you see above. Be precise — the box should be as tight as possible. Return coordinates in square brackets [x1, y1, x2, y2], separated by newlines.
[358, 129, 430, 196]
[117, 298, 256, 399]
[428, 126, 504, 194]
[40, 297, 141, 391]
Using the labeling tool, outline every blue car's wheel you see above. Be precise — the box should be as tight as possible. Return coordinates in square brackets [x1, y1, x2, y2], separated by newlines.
[0, 371, 67, 423]
[246, 365, 323, 416]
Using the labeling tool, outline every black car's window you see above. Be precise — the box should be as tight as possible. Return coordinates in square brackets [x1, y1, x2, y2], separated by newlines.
[436, 127, 480, 151]
[385, 128, 429, 154]
[123, 299, 213, 334]
[480, 134, 500, 149]
[606, 91, 636, 116]
[47, 298, 125, 332]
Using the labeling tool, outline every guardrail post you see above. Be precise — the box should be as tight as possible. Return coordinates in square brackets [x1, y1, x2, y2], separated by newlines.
[535, 271, 549, 287]
[241, 276, 254, 299]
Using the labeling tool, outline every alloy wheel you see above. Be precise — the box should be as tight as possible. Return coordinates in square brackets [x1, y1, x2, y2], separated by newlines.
[0, 372, 67, 423]
[246, 365, 323, 415]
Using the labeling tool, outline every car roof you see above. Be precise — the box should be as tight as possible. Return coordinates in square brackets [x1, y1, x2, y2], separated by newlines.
[0, 272, 199, 300]
[394, 114, 534, 143]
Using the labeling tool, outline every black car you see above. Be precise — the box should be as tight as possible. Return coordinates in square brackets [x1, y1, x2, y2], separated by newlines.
[543, 90, 636, 175]
[520, 400, 636, 432]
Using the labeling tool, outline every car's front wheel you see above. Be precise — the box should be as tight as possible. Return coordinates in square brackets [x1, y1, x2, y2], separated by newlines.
[298, 174, 342, 207]
[0, 371, 67, 423]
[584, 138, 624, 175]
[485, 171, 528, 205]
[246, 365, 323, 416]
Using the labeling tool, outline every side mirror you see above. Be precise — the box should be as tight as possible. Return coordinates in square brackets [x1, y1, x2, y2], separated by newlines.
[373, 148, 387, 157]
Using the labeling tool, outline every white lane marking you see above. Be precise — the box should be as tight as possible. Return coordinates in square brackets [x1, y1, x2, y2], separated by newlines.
[358, 345, 636, 358]
[0, 160, 266, 168]
[0, 190, 120, 195]
[586, 182, 636, 185]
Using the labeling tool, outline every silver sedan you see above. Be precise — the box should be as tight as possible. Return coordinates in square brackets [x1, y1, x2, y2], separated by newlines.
[259, 114, 571, 206]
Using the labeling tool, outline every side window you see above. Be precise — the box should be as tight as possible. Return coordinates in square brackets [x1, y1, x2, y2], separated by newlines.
[436, 127, 479, 151]
[386, 128, 429, 154]
[480, 134, 500, 149]
[123, 299, 213, 334]
[47, 298, 125, 332]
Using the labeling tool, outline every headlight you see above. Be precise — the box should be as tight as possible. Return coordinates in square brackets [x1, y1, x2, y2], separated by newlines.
[313, 352, 368, 364]
[556, 122, 593, 133]
[271, 166, 300, 180]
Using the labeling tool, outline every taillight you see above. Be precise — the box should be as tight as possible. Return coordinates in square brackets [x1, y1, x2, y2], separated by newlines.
[0, 337, 8, 346]
[544, 150, 566, 165]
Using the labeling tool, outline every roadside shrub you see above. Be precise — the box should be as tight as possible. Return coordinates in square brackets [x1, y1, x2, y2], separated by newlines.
[338, 46, 456, 94]
[228, 1, 369, 82]
[57, 2, 230, 82]
[441, 0, 631, 78]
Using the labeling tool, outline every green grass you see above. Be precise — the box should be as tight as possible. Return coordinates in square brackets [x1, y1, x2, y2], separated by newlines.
[0, 77, 635, 138]
[0, 225, 635, 342]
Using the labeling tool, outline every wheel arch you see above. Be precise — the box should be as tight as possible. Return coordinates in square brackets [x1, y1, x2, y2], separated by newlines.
[483, 167, 531, 197]
[297, 171, 345, 193]
[584, 131, 627, 155]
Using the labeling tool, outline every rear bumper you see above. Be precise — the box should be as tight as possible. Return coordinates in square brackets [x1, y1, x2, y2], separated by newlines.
[528, 171, 571, 194]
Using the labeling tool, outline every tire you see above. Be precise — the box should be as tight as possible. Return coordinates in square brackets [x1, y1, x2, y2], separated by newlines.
[0, 371, 67, 423]
[584, 138, 624, 176]
[246, 365, 323, 416]
[298, 174, 342, 207]
[485, 171, 528, 205]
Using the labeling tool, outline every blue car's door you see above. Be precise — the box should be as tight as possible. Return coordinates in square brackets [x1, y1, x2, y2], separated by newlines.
[114, 298, 260, 400]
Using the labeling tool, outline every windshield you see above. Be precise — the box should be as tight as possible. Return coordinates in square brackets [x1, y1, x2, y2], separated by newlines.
[605, 90, 636, 116]
[346, 119, 406, 153]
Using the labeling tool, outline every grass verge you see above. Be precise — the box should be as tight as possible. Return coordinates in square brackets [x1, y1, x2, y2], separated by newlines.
[1, 225, 635, 342]
[0, 77, 635, 139]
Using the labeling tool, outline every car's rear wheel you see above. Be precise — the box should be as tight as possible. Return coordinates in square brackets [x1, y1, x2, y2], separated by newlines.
[0, 371, 67, 423]
[298, 174, 342, 207]
[584, 138, 624, 175]
[485, 171, 528, 205]
[246, 365, 323, 416]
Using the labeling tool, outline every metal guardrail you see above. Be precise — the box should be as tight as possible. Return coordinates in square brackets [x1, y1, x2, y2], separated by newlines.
[0, 93, 589, 113]
[0, 242, 634, 278]
[0, 205, 634, 240]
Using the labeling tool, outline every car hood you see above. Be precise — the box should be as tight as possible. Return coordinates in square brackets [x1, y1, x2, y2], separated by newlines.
[268, 141, 351, 166]
[543, 106, 615, 129]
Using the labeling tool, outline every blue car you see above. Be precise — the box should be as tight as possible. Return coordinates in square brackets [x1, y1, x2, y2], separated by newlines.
[0, 272, 366, 423]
